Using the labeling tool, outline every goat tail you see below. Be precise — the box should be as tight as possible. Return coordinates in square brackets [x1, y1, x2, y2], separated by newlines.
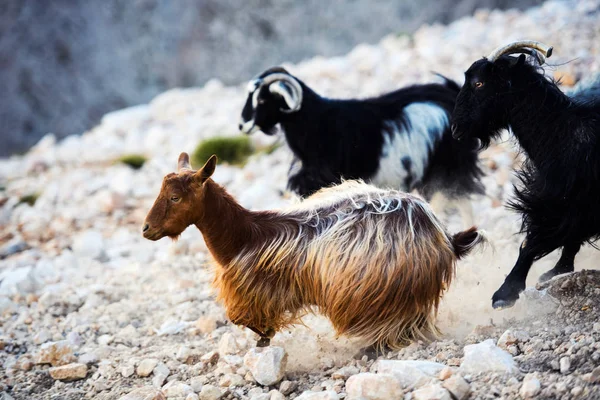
[431, 72, 461, 93]
[451, 226, 487, 260]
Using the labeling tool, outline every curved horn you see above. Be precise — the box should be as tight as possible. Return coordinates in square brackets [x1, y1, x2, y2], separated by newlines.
[487, 40, 553, 63]
[260, 73, 303, 113]
[178, 152, 191, 171]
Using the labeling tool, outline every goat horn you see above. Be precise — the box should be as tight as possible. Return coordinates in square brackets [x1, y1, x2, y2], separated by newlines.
[487, 40, 553, 63]
[260, 73, 303, 113]
[178, 152, 191, 171]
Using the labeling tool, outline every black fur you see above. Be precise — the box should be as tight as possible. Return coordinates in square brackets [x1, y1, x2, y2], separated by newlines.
[240, 67, 483, 200]
[452, 54, 600, 308]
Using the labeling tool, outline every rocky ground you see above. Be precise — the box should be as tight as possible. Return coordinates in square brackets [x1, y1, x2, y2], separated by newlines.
[1, 1, 600, 399]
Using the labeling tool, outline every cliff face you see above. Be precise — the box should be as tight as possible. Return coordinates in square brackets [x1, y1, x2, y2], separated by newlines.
[0, 0, 542, 156]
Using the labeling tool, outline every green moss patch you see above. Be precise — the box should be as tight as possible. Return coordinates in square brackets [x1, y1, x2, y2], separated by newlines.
[192, 136, 254, 167]
[117, 154, 147, 170]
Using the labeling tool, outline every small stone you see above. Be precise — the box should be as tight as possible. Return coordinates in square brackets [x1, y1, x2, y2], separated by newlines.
[520, 374, 541, 398]
[48, 363, 88, 381]
[245, 371, 256, 382]
[244, 347, 287, 386]
[137, 358, 159, 377]
[199, 384, 223, 400]
[218, 373, 245, 387]
[438, 366, 453, 381]
[375, 360, 444, 390]
[78, 352, 99, 365]
[98, 334, 114, 346]
[154, 362, 170, 377]
[186, 394, 199, 400]
[66, 331, 83, 348]
[413, 384, 452, 400]
[269, 390, 286, 400]
[279, 380, 297, 395]
[443, 375, 470, 400]
[162, 380, 193, 397]
[571, 386, 583, 397]
[121, 364, 135, 378]
[218, 333, 239, 355]
[190, 376, 204, 393]
[346, 373, 402, 400]
[585, 366, 600, 383]
[17, 356, 34, 371]
[250, 394, 270, 400]
[460, 339, 518, 374]
[177, 346, 191, 362]
[295, 391, 339, 400]
[195, 317, 217, 334]
[560, 357, 571, 374]
[201, 351, 219, 364]
[248, 388, 265, 397]
[593, 322, 600, 332]
[37, 340, 76, 366]
[497, 330, 517, 349]
[331, 366, 360, 380]
[118, 387, 166, 400]
[0, 237, 27, 259]
[33, 329, 52, 345]
[153, 373, 167, 388]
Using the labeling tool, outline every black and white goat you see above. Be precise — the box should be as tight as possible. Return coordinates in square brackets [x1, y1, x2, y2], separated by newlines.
[239, 67, 484, 226]
[451, 40, 600, 308]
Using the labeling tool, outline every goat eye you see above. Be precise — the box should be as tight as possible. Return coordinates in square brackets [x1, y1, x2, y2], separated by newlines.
[257, 98, 266, 105]
[170, 196, 180, 202]
[474, 82, 484, 89]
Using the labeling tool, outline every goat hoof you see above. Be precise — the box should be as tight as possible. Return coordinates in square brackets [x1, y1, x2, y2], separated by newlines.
[491, 298, 517, 310]
[353, 345, 379, 361]
[256, 337, 271, 348]
[492, 284, 523, 309]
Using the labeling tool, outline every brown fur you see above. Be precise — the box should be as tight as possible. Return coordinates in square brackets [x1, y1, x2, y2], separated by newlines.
[143, 153, 485, 349]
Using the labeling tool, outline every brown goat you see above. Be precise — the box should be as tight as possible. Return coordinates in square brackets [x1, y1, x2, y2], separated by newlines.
[143, 153, 485, 349]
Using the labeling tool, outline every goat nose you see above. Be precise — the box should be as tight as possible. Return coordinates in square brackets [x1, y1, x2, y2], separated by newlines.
[142, 223, 149, 232]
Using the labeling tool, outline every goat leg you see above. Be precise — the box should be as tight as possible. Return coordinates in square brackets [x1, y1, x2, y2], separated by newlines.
[492, 238, 538, 309]
[247, 326, 275, 348]
[539, 242, 581, 282]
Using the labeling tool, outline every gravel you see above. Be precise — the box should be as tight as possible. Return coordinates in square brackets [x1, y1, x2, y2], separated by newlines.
[1, 1, 600, 399]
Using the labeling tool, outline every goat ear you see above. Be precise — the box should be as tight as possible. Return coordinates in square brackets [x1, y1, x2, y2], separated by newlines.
[178, 152, 192, 171]
[269, 81, 298, 111]
[513, 54, 527, 67]
[195, 154, 217, 184]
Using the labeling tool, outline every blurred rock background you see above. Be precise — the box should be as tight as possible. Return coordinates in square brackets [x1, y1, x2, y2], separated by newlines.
[0, 0, 542, 157]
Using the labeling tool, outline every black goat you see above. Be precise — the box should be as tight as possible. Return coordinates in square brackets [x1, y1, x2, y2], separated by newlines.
[451, 40, 600, 309]
[239, 67, 484, 226]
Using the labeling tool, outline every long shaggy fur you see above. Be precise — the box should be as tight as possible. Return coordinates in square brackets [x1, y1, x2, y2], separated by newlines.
[214, 181, 483, 348]
[144, 156, 485, 348]
[452, 52, 600, 307]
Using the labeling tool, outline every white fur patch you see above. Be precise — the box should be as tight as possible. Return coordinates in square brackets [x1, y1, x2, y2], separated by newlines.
[247, 79, 261, 93]
[240, 118, 260, 134]
[251, 89, 260, 108]
[371, 102, 448, 190]
[239, 89, 262, 133]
